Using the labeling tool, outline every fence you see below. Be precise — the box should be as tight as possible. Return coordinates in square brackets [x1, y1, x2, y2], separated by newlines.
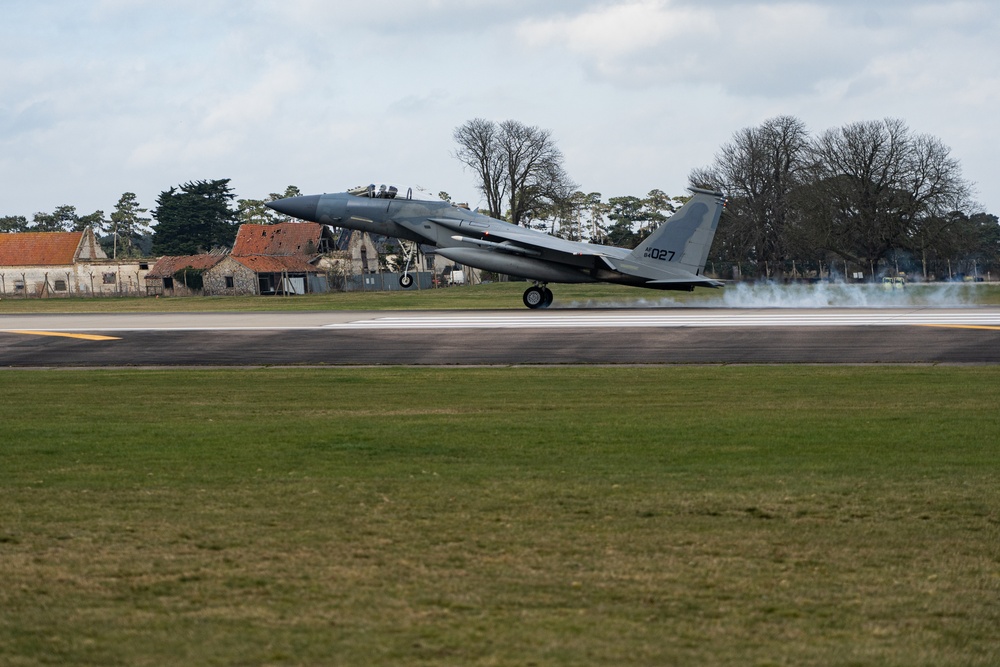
[0, 267, 150, 298]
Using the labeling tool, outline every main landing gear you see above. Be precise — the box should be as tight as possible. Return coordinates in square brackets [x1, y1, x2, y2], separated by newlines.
[522, 283, 554, 309]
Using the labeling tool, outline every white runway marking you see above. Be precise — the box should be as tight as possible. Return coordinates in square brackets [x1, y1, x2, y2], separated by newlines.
[4, 308, 1000, 334]
[325, 311, 1000, 330]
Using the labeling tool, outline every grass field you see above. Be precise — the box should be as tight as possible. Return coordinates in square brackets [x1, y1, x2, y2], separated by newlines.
[2, 280, 999, 312]
[2, 366, 998, 666]
[0, 282, 703, 312]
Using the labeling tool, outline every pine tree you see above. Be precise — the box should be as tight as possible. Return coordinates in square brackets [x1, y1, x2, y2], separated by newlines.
[110, 192, 151, 258]
[0, 215, 28, 232]
[32, 205, 79, 231]
[151, 179, 237, 255]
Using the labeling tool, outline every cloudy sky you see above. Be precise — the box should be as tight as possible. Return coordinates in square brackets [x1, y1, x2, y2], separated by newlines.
[2, 0, 998, 221]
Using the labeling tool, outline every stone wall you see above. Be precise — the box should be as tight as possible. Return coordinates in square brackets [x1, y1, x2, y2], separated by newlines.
[202, 257, 259, 296]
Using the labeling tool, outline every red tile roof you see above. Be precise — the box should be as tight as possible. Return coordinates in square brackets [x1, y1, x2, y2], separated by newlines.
[232, 223, 327, 257]
[146, 254, 225, 278]
[0, 232, 84, 266]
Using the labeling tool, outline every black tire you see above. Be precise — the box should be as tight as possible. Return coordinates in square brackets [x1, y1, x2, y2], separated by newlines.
[542, 287, 554, 308]
[523, 286, 546, 309]
[399, 274, 414, 288]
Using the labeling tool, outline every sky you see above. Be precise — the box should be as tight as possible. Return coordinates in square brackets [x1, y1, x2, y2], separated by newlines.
[2, 0, 998, 222]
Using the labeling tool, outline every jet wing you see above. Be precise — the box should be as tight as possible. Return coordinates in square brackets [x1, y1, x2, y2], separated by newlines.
[479, 228, 627, 271]
[430, 217, 614, 258]
[479, 227, 612, 257]
[430, 217, 624, 269]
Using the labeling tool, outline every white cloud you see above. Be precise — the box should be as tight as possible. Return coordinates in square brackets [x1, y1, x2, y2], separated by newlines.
[1, 0, 998, 217]
[516, 2, 883, 95]
[518, 1, 710, 59]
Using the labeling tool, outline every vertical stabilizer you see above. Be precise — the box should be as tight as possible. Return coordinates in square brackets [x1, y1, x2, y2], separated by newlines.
[629, 187, 725, 276]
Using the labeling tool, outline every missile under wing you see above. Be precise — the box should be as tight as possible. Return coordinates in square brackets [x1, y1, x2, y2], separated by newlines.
[266, 184, 726, 309]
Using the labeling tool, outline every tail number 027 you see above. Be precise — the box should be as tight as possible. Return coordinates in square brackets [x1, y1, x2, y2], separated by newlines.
[644, 248, 675, 261]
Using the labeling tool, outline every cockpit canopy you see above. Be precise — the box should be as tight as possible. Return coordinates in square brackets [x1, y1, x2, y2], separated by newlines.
[345, 183, 470, 209]
[346, 184, 431, 200]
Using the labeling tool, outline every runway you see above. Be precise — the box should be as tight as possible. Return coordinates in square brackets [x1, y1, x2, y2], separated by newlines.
[2, 307, 1000, 366]
[322, 310, 1000, 329]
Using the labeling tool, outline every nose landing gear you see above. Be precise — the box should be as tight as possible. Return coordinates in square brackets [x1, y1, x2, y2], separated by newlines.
[397, 240, 418, 289]
[522, 283, 554, 309]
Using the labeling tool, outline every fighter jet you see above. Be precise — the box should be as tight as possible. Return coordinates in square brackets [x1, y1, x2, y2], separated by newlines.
[266, 184, 726, 308]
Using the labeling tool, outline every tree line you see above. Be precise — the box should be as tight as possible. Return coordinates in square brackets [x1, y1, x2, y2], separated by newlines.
[453, 116, 999, 280]
[4, 116, 997, 279]
[690, 116, 996, 280]
[0, 182, 304, 258]
[1, 194, 151, 258]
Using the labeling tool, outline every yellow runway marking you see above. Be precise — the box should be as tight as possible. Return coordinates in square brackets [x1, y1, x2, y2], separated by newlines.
[5, 330, 121, 341]
[920, 324, 1000, 331]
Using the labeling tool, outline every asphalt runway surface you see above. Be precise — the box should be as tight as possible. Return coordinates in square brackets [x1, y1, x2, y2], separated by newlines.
[2, 307, 1000, 366]
[0, 307, 1000, 368]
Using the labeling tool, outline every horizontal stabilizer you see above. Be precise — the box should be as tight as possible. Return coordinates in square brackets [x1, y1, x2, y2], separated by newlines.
[647, 277, 725, 288]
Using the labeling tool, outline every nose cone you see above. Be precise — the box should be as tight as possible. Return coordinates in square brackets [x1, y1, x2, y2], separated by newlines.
[267, 194, 321, 222]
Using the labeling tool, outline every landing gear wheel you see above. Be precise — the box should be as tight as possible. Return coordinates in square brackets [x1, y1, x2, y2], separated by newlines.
[523, 285, 552, 309]
[399, 274, 414, 288]
[523, 286, 546, 309]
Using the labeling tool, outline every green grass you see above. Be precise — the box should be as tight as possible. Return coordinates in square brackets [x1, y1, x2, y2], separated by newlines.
[1, 366, 999, 665]
[0, 282, 645, 313]
[2, 281, 998, 312]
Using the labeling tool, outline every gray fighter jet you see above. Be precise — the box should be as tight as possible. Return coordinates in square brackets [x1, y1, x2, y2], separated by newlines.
[266, 184, 726, 308]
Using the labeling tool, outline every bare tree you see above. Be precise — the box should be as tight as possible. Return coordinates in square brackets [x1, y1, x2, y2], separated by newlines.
[694, 115, 978, 279]
[452, 118, 506, 220]
[453, 119, 577, 227]
[690, 115, 809, 276]
[804, 118, 972, 273]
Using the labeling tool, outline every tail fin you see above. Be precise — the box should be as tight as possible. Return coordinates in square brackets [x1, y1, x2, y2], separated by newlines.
[629, 187, 725, 276]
